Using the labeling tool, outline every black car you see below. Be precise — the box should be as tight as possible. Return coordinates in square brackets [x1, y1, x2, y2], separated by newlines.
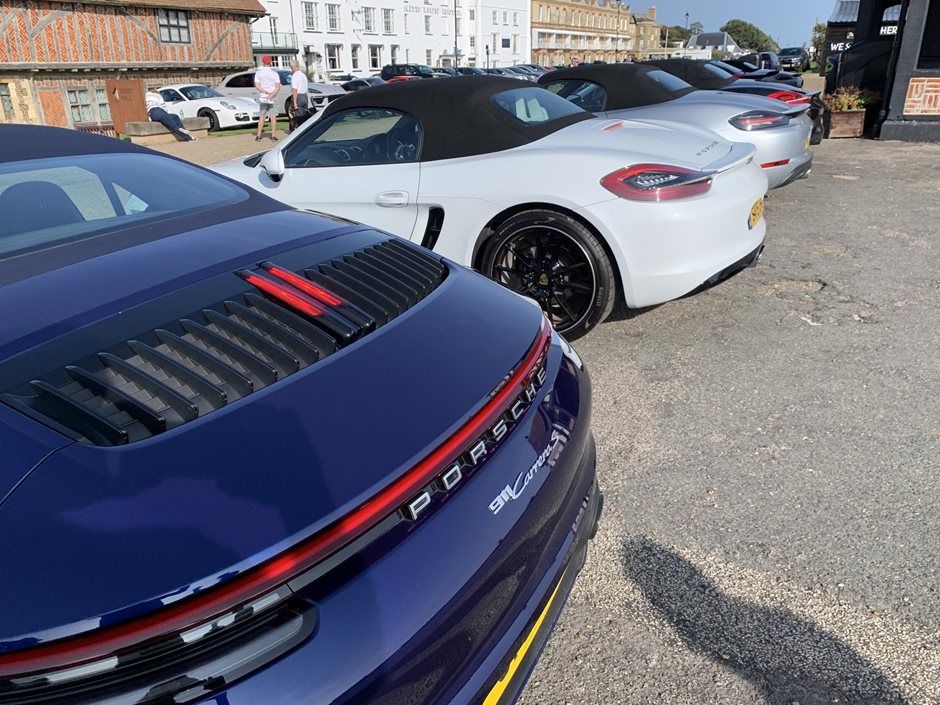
[741, 51, 781, 71]
[455, 66, 486, 75]
[779, 47, 810, 72]
[710, 59, 803, 88]
[340, 76, 387, 92]
[379, 63, 436, 82]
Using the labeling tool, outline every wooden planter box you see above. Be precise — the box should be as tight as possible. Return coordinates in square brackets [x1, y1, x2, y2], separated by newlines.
[828, 110, 865, 138]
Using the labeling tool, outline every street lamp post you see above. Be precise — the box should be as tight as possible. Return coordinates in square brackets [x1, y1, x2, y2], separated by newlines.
[614, 0, 621, 62]
[453, 0, 459, 68]
[685, 12, 689, 29]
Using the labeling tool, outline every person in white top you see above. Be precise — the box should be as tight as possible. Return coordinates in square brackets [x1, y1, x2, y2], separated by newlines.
[144, 89, 195, 142]
[290, 61, 309, 112]
[254, 56, 281, 142]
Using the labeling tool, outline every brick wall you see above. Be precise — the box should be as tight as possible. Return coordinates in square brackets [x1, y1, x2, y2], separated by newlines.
[22, 70, 242, 127]
[38, 88, 68, 127]
[903, 77, 940, 116]
[0, 2, 254, 67]
[0, 1, 258, 127]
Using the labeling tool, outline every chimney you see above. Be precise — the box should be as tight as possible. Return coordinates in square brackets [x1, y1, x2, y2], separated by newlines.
[647, 5, 656, 20]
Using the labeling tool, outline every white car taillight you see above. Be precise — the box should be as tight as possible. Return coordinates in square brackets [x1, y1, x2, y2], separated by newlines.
[600, 164, 715, 202]
[729, 110, 791, 131]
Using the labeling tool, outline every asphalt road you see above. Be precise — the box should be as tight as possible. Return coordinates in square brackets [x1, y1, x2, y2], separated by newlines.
[520, 139, 940, 705]
[171, 134, 939, 704]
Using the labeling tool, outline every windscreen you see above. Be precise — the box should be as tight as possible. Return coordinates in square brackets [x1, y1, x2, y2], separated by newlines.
[0, 153, 247, 261]
[180, 85, 223, 100]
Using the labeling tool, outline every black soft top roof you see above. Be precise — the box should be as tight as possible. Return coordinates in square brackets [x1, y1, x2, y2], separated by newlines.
[538, 63, 696, 110]
[0, 124, 153, 164]
[640, 59, 735, 91]
[319, 75, 592, 162]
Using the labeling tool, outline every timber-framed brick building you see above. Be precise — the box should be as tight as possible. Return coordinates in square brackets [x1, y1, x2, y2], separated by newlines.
[0, 0, 264, 131]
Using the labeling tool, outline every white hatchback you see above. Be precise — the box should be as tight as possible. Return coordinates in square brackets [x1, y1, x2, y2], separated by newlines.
[216, 70, 346, 118]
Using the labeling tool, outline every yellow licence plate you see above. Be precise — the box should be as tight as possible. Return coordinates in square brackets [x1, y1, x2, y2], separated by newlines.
[748, 198, 764, 230]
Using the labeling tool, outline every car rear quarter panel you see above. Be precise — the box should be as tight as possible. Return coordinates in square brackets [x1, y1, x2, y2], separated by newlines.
[417, 145, 649, 268]
[579, 158, 768, 307]
[189, 340, 596, 705]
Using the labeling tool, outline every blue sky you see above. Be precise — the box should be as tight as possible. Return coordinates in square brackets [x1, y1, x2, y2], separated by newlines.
[636, 0, 832, 48]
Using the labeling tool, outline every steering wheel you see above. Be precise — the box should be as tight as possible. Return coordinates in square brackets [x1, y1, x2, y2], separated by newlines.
[385, 126, 416, 162]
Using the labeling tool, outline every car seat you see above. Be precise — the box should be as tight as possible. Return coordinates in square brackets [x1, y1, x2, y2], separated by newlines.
[0, 181, 86, 238]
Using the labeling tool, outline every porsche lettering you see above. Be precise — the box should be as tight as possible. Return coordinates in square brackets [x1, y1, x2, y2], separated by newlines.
[488, 428, 568, 515]
[404, 364, 548, 521]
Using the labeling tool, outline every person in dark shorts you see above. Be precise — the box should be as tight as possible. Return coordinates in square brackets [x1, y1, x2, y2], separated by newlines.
[255, 55, 280, 141]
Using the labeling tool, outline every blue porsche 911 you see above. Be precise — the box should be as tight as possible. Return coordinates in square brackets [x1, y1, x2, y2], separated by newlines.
[0, 126, 601, 705]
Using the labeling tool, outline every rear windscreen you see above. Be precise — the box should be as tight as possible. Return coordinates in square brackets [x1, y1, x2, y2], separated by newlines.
[0, 153, 248, 261]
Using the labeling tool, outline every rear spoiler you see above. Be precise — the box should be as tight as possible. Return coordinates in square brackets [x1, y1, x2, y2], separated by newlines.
[707, 141, 756, 175]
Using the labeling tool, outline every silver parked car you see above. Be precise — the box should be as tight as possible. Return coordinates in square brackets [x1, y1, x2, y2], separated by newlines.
[539, 63, 813, 190]
[216, 69, 346, 117]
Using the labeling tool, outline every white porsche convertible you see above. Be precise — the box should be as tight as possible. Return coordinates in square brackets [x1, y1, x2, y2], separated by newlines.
[213, 76, 769, 338]
[158, 84, 259, 131]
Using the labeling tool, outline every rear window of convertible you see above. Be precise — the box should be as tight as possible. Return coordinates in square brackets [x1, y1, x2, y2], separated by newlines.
[491, 87, 585, 125]
[0, 153, 247, 261]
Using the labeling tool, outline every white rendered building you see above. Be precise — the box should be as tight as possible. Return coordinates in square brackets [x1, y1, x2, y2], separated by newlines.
[251, 0, 531, 79]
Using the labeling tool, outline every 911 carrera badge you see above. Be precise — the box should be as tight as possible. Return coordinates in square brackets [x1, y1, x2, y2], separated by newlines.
[403, 362, 548, 522]
[488, 428, 568, 515]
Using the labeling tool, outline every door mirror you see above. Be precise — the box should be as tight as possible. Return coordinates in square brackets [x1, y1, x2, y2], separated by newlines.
[259, 148, 286, 181]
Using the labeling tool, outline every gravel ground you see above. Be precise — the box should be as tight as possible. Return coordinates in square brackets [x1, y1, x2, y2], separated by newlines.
[519, 139, 940, 705]
[167, 133, 940, 704]
[150, 131, 269, 166]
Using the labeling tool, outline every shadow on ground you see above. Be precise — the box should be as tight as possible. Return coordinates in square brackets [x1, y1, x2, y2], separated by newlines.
[623, 538, 907, 705]
[602, 301, 658, 324]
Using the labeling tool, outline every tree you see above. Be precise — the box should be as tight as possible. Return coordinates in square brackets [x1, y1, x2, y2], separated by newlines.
[663, 24, 692, 46]
[689, 20, 704, 35]
[720, 19, 780, 52]
[811, 21, 827, 65]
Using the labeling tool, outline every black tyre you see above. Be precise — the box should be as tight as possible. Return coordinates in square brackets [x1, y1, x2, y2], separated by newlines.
[199, 110, 219, 132]
[480, 209, 616, 339]
[285, 100, 295, 120]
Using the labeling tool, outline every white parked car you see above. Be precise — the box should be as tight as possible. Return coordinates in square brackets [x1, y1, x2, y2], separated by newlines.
[539, 64, 814, 189]
[212, 77, 769, 338]
[216, 70, 346, 117]
[157, 84, 259, 131]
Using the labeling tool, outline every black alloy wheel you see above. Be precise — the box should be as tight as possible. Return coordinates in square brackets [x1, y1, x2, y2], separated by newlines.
[481, 209, 616, 339]
[199, 110, 219, 132]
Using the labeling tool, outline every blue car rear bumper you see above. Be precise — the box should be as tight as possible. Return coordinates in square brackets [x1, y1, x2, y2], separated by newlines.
[187, 339, 599, 705]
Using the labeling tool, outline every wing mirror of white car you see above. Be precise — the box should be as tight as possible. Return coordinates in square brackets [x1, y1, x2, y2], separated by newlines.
[259, 148, 286, 182]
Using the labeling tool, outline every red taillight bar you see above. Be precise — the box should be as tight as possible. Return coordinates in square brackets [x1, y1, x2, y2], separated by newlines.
[260, 263, 343, 307]
[0, 317, 553, 679]
[237, 270, 324, 318]
[760, 159, 791, 169]
[768, 90, 811, 105]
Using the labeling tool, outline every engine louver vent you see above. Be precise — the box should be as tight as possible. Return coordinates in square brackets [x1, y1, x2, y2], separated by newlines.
[2, 239, 444, 446]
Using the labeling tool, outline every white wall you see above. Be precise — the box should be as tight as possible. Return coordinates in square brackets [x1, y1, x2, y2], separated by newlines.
[254, 0, 530, 77]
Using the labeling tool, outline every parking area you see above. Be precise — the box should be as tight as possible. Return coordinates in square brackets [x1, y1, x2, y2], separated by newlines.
[522, 139, 940, 704]
[173, 135, 940, 704]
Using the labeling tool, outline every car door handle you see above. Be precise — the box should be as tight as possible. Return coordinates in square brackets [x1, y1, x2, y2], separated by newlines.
[374, 191, 409, 208]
